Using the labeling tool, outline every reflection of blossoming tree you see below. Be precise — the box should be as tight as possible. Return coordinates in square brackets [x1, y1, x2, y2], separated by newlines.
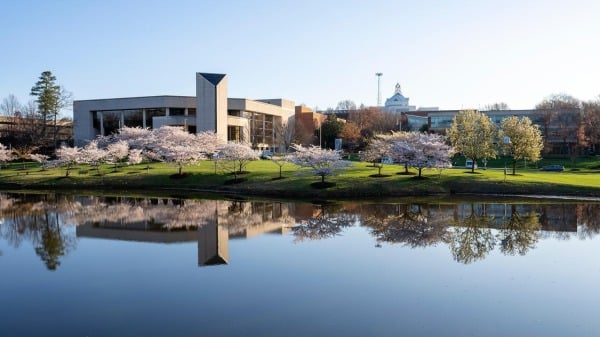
[363, 204, 452, 248]
[497, 205, 541, 256]
[65, 198, 219, 231]
[449, 204, 496, 264]
[292, 204, 355, 242]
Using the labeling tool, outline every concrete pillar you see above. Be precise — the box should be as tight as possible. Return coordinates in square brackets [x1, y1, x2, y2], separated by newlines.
[99, 112, 104, 136]
[196, 73, 228, 142]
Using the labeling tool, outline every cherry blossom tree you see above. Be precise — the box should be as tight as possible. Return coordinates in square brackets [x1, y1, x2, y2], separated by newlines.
[80, 140, 107, 174]
[287, 144, 351, 185]
[30, 153, 50, 169]
[196, 131, 224, 158]
[270, 156, 289, 179]
[0, 143, 13, 168]
[389, 132, 454, 178]
[54, 144, 81, 176]
[110, 126, 153, 149]
[360, 136, 392, 176]
[215, 142, 260, 182]
[127, 149, 143, 165]
[385, 131, 415, 174]
[150, 126, 207, 176]
[106, 140, 130, 171]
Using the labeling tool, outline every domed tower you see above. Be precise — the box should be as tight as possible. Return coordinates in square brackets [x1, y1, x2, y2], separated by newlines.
[384, 83, 415, 112]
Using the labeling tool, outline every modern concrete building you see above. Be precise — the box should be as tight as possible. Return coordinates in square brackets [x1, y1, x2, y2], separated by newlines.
[73, 72, 295, 152]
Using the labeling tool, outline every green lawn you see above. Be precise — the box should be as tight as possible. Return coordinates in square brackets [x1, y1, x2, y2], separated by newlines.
[0, 158, 598, 199]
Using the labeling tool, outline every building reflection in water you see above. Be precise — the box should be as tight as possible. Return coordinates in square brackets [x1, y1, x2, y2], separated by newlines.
[0, 192, 599, 269]
[72, 198, 296, 267]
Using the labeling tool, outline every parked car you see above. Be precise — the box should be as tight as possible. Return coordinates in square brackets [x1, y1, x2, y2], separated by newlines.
[260, 150, 273, 159]
[465, 159, 478, 169]
[540, 164, 564, 172]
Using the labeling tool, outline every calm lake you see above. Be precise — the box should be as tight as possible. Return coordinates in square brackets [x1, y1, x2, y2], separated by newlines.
[1, 192, 599, 337]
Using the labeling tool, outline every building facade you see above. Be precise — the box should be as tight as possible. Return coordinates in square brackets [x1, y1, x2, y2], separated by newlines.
[73, 72, 295, 152]
[414, 108, 586, 155]
[383, 83, 416, 113]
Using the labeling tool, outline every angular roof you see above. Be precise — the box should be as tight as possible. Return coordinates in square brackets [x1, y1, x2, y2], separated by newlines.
[198, 72, 226, 85]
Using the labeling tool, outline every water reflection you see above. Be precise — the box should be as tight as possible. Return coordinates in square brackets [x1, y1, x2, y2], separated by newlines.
[0, 192, 599, 269]
[292, 203, 355, 242]
[0, 194, 77, 270]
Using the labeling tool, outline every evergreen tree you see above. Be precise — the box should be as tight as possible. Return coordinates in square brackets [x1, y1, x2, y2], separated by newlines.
[30, 71, 71, 149]
[320, 114, 344, 149]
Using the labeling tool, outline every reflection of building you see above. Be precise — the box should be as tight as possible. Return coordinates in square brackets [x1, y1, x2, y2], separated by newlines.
[198, 223, 229, 266]
[74, 199, 295, 267]
[73, 72, 295, 152]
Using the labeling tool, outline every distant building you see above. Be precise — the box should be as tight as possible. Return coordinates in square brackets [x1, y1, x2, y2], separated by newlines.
[384, 83, 415, 112]
[73, 72, 295, 152]
[294, 105, 326, 146]
[383, 83, 439, 113]
[420, 108, 586, 155]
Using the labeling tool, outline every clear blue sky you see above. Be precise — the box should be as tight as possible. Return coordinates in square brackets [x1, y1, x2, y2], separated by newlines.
[1, 0, 599, 115]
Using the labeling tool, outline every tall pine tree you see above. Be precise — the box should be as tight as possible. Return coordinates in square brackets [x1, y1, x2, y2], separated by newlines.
[30, 71, 70, 149]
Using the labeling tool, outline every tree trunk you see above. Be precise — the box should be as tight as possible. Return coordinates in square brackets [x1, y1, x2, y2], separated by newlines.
[418, 168, 422, 177]
[178, 165, 182, 176]
[321, 175, 325, 183]
[512, 160, 516, 175]
[53, 113, 58, 150]
[378, 165, 382, 176]
[279, 166, 282, 178]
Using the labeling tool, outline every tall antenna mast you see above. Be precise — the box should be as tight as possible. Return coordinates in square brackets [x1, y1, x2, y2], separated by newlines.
[375, 72, 383, 106]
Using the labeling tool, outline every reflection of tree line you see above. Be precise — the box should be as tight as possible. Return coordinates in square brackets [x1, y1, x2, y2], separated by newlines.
[1, 193, 599, 269]
[0, 194, 77, 270]
[291, 202, 600, 264]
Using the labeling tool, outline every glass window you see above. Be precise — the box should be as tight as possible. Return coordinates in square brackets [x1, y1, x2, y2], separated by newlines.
[170, 108, 185, 116]
[102, 110, 121, 136]
[146, 108, 165, 128]
[92, 111, 101, 133]
[123, 109, 143, 128]
[228, 126, 242, 142]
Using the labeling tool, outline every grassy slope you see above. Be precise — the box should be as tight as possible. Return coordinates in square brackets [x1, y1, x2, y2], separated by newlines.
[0, 158, 598, 199]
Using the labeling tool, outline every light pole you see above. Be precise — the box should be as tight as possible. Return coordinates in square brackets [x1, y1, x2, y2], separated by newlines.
[375, 72, 383, 106]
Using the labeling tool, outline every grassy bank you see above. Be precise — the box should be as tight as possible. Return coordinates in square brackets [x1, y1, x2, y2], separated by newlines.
[0, 159, 598, 199]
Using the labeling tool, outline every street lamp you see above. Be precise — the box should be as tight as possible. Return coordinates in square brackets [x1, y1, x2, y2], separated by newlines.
[375, 72, 383, 106]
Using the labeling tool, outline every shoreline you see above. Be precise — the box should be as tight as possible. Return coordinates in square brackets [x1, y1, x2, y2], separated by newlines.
[1, 183, 599, 202]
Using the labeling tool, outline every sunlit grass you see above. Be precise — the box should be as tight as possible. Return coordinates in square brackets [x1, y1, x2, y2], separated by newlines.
[0, 158, 598, 198]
